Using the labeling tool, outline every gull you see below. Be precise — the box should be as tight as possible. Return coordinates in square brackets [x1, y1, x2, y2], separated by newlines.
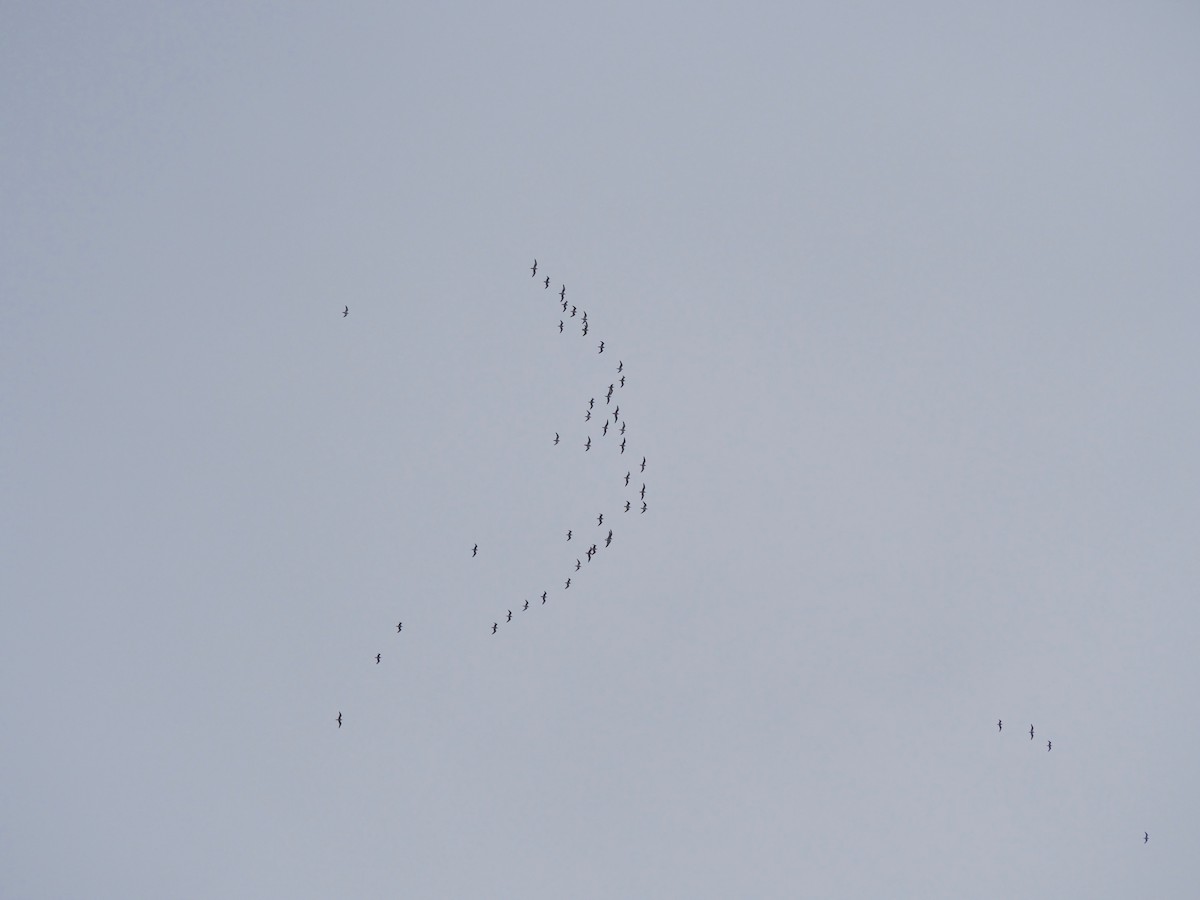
[544, 276, 550, 288]
[598, 341, 605, 353]
[554, 433, 560, 445]
[567, 530, 572, 540]
[1145, 832, 1149, 844]
[560, 285, 566, 299]
[397, 622, 403, 633]
[619, 421, 626, 434]
[625, 472, 631, 486]
[589, 397, 595, 409]
[1030, 725, 1035, 740]
[473, 543, 478, 557]
[620, 438, 626, 454]
[565, 578, 571, 589]
[617, 360, 623, 372]
[613, 405, 620, 420]
[492, 622, 498, 634]
[531, 259, 538, 276]
[641, 456, 646, 472]
[641, 501, 647, 513]
[375, 653, 381, 664]
[640, 484, 646, 499]
[605, 529, 613, 547]
[619, 375, 625, 387]
[561, 299, 568, 311]
[624, 500, 631, 512]
[575, 559, 581, 571]
[585, 436, 592, 451]
[337, 712, 343, 727]
[585, 410, 591, 421]
[602, 421, 609, 436]
[1047, 741, 1052, 751]
[570, 305, 577, 317]
[597, 513, 604, 526]
[998, 719, 1002, 732]
[559, 321, 564, 333]
[523, 600, 529, 611]
[541, 591, 547, 604]
[582, 322, 589, 336]
[506, 610, 512, 622]
[606, 385, 613, 402]
[342, 305, 349, 317]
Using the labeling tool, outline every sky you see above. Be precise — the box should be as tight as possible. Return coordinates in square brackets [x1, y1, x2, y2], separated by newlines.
[3, 2, 1198, 897]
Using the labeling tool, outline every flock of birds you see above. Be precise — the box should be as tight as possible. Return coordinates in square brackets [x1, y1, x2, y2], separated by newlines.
[335, 259, 650, 723]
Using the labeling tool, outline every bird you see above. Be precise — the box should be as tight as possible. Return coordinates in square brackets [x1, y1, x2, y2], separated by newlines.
[506, 610, 512, 622]
[1047, 740, 1052, 751]
[554, 432, 560, 445]
[570, 305, 577, 317]
[998, 719, 1002, 732]
[641, 456, 647, 472]
[581, 311, 588, 323]
[641, 501, 647, 513]
[585, 410, 591, 421]
[624, 500, 631, 512]
[620, 438, 626, 453]
[541, 591, 547, 604]
[575, 559, 581, 571]
[589, 397, 595, 409]
[375, 653, 381, 664]
[531, 259, 538, 276]
[598, 341, 605, 353]
[1030, 725, 1035, 740]
[582, 322, 589, 335]
[625, 472, 631, 486]
[620, 421, 626, 434]
[559, 285, 566, 299]
[565, 578, 571, 589]
[559, 320, 564, 333]
[619, 375, 625, 387]
[492, 622, 498, 634]
[1145, 832, 1149, 844]
[561, 299, 568, 312]
[397, 622, 403, 633]
[337, 712, 342, 727]
[473, 543, 478, 557]
[602, 421, 609, 436]
[605, 530, 613, 547]
[597, 513, 604, 526]
[585, 437, 592, 451]
[544, 276, 550, 288]
[523, 599, 529, 611]
[640, 483, 646, 499]
[342, 305, 349, 317]
[617, 360, 624, 372]
[613, 405, 620, 420]
[606, 385, 614, 402]
[567, 530, 572, 540]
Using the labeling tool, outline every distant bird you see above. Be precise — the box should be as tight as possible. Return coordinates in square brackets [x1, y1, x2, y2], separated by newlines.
[1145, 832, 1149, 844]
[598, 341, 605, 353]
[620, 421, 626, 434]
[567, 530, 572, 540]
[492, 622, 498, 634]
[582, 310, 588, 322]
[558, 320, 564, 333]
[602, 421, 609, 436]
[585, 410, 591, 421]
[998, 719, 1002, 732]
[559, 285, 566, 299]
[473, 543, 478, 557]
[613, 405, 620, 420]
[571, 305, 577, 317]
[640, 483, 646, 499]
[575, 559, 581, 571]
[544, 276, 550, 288]
[375, 653, 381, 664]
[589, 397, 595, 409]
[1030, 725, 1035, 740]
[597, 513, 604, 526]
[337, 712, 342, 727]
[554, 433, 560, 445]
[605, 530, 613, 547]
[617, 360, 624, 372]
[506, 610, 512, 622]
[625, 471, 631, 486]
[561, 299, 568, 312]
[641, 456, 646, 472]
[624, 500, 631, 512]
[397, 622, 403, 633]
[565, 578, 571, 589]
[620, 438, 626, 454]
[342, 305, 349, 317]
[523, 599, 529, 611]
[1047, 740, 1052, 751]
[585, 437, 592, 451]
[582, 322, 589, 336]
[641, 501, 647, 513]
[606, 385, 614, 402]
[541, 591, 547, 604]
[619, 375, 625, 387]
[531, 259, 538, 276]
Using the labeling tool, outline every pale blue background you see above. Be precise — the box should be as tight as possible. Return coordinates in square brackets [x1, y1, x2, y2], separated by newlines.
[3, 3, 1197, 897]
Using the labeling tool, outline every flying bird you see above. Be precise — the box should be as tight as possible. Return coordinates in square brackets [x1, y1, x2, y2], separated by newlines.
[624, 500, 631, 512]
[397, 623, 403, 633]
[565, 578, 571, 589]
[597, 513, 604, 526]
[1145, 832, 1149, 844]
[620, 438, 626, 453]
[492, 622, 498, 634]
[1047, 741, 1052, 751]
[605, 530, 613, 547]
[613, 405, 620, 420]
[1030, 725, 1035, 740]
[619, 375, 625, 387]
[473, 543, 478, 557]
[641, 456, 647, 472]
[570, 305, 577, 317]
[337, 712, 342, 727]
[641, 501, 647, 513]
[554, 433, 560, 445]
[567, 530, 572, 540]
[342, 305, 349, 317]
[544, 276, 550, 288]
[620, 421, 626, 434]
[523, 599, 529, 611]
[585, 437, 592, 451]
[586, 410, 592, 421]
[559, 285, 566, 299]
[640, 483, 646, 499]
[541, 591, 547, 604]
[561, 299, 568, 311]
[582, 322, 589, 335]
[625, 472, 631, 486]
[531, 259, 538, 276]
[602, 421, 609, 436]
[375, 653, 381, 664]
[575, 559, 581, 570]
[598, 341, 605, 353]
[617, 360, 623, 372]
[998, 719, 1002, 732]
[589, 397, 595, 409]
[559, 321, 564, 333]
[506, 610, 512, 622]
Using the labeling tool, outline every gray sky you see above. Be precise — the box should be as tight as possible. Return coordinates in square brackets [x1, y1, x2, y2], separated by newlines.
[3, 3, 1198, 897]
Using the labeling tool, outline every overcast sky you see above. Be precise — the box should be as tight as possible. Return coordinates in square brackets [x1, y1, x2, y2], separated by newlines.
[3, 3, 1198, 898]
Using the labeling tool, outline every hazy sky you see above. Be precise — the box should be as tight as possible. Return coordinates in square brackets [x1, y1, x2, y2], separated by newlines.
[3, 3, 1198, 898]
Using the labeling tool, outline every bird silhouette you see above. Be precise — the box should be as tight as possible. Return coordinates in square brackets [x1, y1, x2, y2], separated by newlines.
[492, 622, 498, 634]
[641, 456, 647, 472]
[620, 421, 626, 434]
[1145, 832, 1149, 844]
[613, 405, 620, 420]
[554, 433, 560, 445]
[523, 600, 529, 611]
[589, 397, 595, 409]
[342, 305, 349, 317]
[1030, 725, 1035, 740]
[397, 622, 403, 633]
[998, 719, 1002, 732]
[473, 543, 478, 557]
[620, 438, 626, 453]
[565, 578, 571, 589]
[602, 421, 609, 436]
[605, 530, 613, 547]
[581, 311, 588, 323]
[641, 501, 647, 513]
[541, 591, 547, 604]
[1047, 740, 1052, 751]
[585, 410, 591, 421]
[544, 276, 550, 288]
[506, 610, 512, 622]
[559, 320, 564, 333]
[559, 285, 566, 299]
[575, 559, 581, 571]
[625, 472, 631, 486]
[640, 484, 646, 499]
[619, 375, 625, 387]
[570, 305, 577, 317]
[582, 321, 589, 335]
[561, 299, 568, 311]
[531, 259, 538, 276]
[617, 360, 623, 372]
[567, 530, 572, 540]
[585, 437, 592, 451]
[598, 341, 605, 353]
[337, 712, 342, 727]
[375, 653, 381, 664]
[597, 513, 604, 525]
[624, 500, 631, 512]
[606, 385, 614, 402]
